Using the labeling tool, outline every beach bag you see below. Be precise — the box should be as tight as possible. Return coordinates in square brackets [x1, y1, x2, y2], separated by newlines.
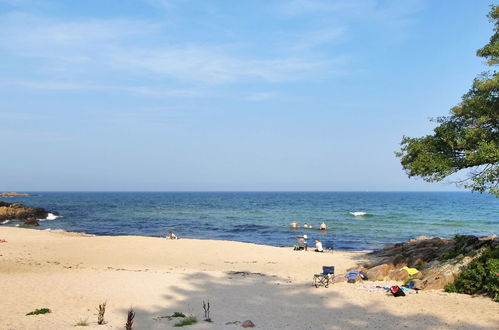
[390, 285, 406, 297]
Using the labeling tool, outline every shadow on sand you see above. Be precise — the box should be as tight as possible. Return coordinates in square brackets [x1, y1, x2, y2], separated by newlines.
[117, 270, 491, 330]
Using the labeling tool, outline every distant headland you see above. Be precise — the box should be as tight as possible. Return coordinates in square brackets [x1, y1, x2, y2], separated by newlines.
[1, 192, 31, 197]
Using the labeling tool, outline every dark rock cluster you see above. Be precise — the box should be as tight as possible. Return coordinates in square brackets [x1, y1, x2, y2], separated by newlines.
[0, 201, 58, 226]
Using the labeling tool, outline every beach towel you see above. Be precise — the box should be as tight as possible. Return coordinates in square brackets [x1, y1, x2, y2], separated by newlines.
[400, 266, 419, 276]
[345, 270, 360, 283]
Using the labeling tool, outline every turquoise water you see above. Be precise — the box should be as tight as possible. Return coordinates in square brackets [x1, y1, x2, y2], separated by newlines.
[2, 192, 498, 251]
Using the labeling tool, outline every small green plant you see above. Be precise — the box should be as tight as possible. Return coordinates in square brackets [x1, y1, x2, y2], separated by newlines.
[26, 308, 51, 316]
[74, 319, 89, 326]
[172, 312, 186, 318]
[174, 315, 197, 327]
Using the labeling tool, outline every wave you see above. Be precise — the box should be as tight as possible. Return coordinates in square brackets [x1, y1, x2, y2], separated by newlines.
[44, 228, 66, 232]
[1, 220, 10, 224]
[350, 211, 368, 217]
[40, 213, 60, 221]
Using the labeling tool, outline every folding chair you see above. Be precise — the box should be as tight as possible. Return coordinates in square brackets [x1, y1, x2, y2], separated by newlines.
[294, 235, 308, 251]
[313, 266, 335, 288]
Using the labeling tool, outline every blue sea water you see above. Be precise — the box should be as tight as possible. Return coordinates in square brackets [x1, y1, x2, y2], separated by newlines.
[2, 192, 498, 251]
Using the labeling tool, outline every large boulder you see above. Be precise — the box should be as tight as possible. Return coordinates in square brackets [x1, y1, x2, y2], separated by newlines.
[366, 264, 393, 281]
[0, 201, 56, 225]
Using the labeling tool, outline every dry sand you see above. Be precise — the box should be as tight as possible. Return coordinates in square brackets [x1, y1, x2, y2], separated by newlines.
[0, 227, 497, 329]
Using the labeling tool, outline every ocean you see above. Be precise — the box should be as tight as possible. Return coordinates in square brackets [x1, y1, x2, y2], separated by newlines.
[2, 192, 498, 251]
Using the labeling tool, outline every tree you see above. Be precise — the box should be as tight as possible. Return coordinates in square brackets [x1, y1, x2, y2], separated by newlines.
[396, 5, 499, 196]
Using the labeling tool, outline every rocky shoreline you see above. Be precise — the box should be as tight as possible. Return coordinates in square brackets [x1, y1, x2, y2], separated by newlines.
[350, 234, 499, 291]
[0, 201, 58, 226]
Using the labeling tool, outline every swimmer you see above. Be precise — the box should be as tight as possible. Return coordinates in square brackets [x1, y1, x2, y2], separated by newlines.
[290, 221, 298, 229]
[320, 222, 327, 231]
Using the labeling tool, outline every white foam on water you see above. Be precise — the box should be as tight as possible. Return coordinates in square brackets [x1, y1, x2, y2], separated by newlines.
[350, 211, 367, 217]
[41, 213, 59, 221]
[44, 228, 66, 232]
[1, 220, 10, 224]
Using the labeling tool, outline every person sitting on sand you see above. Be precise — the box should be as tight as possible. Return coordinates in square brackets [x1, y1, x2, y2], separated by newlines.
[290, 221, 298, 229]
[315, 239, 324, 252]
[320, 222, 327, 231]
[166, 232, 178, 240]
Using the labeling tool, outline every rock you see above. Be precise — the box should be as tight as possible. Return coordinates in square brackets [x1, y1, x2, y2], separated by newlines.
[0, 192, 30, 197]
[418, 256, 475, 290]
[388, 269, 410, 281]
[363, 235, 499, 291]
[24, 219, 40, 226]
[0, 201, 56, 225]
[366, 264, 392, 281]
[242, 320, 255, 328]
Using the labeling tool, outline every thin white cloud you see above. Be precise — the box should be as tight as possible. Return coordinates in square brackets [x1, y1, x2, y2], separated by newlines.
[9, 80, 202, 98]
[0, 13, 340, 85]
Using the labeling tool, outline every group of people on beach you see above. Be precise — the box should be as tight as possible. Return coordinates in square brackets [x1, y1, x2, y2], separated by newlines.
[290, 221, 327, 231]
[166, 232, 178, 239]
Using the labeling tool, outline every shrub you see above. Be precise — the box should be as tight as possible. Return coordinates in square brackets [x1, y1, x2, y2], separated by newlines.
[445, 246, 499, 301]
[26, 308, 51, 316]
[174, 315, 197, 327]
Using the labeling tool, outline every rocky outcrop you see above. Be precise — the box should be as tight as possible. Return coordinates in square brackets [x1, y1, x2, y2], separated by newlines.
[0, 201, 58, 226]
[0, 192, 30, 197]
[361, 235, 499, 290]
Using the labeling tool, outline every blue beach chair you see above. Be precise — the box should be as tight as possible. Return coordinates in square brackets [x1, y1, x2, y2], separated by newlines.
[313, 266, 335, 288]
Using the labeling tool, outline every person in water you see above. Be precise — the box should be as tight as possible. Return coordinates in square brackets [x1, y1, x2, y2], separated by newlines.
[166, 232, 178, 239]
[315, 239, 324, 252]
[320, 222, 327, 231]
[290, 221, 298, 229]
[303, 223, 312, 229]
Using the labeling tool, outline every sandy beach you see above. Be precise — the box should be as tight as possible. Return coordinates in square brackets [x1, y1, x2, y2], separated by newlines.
[0, 227, 497, 330]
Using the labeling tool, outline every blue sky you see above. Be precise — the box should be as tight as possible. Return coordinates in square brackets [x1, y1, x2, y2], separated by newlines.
[0, 0, 495, 191]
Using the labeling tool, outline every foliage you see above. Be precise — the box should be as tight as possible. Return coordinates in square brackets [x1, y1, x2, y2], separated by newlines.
[445, 245, 499, 301]
[172, 312, 186, 318]
[174, 315, 198, 327]
[396, 5, 499, 196]
[26, 308, 51, 316]
[74, 319, 89, 326]
[439, 235, 479, 261]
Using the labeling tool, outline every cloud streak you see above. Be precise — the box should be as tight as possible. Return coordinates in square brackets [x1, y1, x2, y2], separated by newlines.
[0, 12, 341, 87]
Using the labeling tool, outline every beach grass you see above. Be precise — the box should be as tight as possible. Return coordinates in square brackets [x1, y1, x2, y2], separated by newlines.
[174, 315, 198, 327]
[26, 308, 51, 316]
[74, 319, 89, 326]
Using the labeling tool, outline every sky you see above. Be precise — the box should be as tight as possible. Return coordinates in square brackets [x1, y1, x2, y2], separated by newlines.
[0, 0, 496, 191]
